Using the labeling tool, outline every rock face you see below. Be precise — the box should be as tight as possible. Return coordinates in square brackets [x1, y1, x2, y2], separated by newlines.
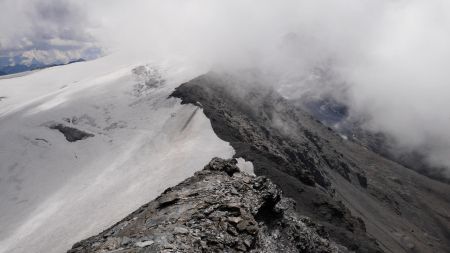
[68, 158, 346, 253]
[49, 123, 94, 142]
[171, 72, 450, 253]
[298, 95, 450, 184]
[69, 71, 450, 253]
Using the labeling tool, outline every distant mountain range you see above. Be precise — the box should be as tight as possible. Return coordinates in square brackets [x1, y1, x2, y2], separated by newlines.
[0, 58, 85, 76]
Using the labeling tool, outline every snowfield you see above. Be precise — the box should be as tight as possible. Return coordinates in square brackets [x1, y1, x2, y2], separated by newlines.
[0, 54, 235, 253]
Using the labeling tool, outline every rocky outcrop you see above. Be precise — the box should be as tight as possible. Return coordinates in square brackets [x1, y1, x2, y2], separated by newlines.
[69, 71, 450, 253]
[171, 72, 450, 253]
[49, 123, 94, 142]
[68, 158, 347, 253]
[171, 72, 382, 252]
[298, 94, 450, 185]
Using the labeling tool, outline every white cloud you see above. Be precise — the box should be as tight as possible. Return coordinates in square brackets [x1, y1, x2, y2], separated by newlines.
[0, 0, 99, 63]
[2, 0, 450, 171]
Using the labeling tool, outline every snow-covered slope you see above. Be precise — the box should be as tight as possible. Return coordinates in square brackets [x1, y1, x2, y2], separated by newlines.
[0, 55, 234, 253]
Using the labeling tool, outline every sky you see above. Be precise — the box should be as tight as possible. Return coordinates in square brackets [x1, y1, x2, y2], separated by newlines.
[1, 0, 450, 173]
[0, 0, 100, 65]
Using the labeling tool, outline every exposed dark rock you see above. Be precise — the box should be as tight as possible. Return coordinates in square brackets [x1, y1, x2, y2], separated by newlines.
[171, 72, 381, 252]
[0, 58, 86, 76]
[68, 71, 450, 253]
[49, 124, 94, 142]
[298, 94, 450, 185]
[68, 158, 346, 253]
[356, 173, 368, 188]
[171, 72, 450, 253]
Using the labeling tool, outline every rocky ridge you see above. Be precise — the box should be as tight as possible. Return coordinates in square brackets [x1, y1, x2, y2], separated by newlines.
[69, 71, 450, 253]
[171, 72, 450, 253]
[69, 158, 346, 253]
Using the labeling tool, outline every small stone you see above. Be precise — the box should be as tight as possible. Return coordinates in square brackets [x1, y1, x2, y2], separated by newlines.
[246, 225, 258, 235]
[135, 240, 154, 248]
[157, 193, 179, 209]
[230, 188, 240, 195]
[236, 220, 258, 235]
[236, 220, 249, 232]
[244, 238, 253, 248]
[209, 210, 227, 219]
[236, 242, 247, 251]
[120, 236, 132, 246]
[174, 226, 189, 234]
[227, 226, 239, 236]
[228, 217, 243, 224]
[102, 237, 120, 250]
[164, 244, 175, 249]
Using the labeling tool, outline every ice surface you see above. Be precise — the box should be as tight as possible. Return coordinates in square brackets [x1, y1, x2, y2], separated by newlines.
[0, 54, 234, 253]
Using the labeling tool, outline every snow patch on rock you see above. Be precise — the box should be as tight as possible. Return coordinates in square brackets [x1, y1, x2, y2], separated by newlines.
[236, 157, 255, 176]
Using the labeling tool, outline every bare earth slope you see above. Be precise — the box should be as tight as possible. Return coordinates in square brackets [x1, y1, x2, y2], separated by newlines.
[171, 72, 450, 253]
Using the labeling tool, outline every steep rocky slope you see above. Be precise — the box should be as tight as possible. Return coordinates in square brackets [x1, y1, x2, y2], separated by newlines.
[298, 95, 450, 184]
[70, 71, 449, 253]
[69, 158, 347, 253]
[171, 72, 450, 253]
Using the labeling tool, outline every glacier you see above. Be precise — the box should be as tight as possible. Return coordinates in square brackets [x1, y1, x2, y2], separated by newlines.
[0, 54, 235, 253]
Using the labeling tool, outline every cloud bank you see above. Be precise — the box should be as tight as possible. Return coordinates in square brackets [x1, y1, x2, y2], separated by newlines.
[0, 0, 100, 65]
[2, 0, 450, 173]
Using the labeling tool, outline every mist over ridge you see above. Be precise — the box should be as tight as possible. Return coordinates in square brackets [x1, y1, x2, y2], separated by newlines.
[2, 0, 450, 173]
